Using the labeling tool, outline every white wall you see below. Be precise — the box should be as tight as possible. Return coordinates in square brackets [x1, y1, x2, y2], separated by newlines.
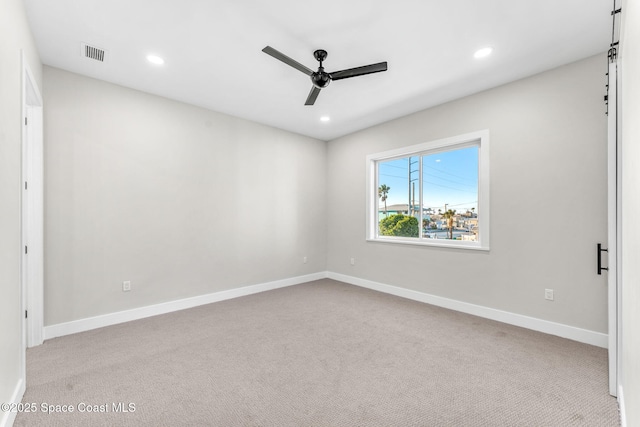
[620, 0, 640, 424]
[0, 0, 42, 421]
[43, 67, 326, 326]
[327, 54, 608, 335]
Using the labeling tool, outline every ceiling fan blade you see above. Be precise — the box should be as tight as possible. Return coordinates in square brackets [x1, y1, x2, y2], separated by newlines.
[330, 61, 388, 81]
[262, 46, 314, 76]
[305, 86, 321, 106]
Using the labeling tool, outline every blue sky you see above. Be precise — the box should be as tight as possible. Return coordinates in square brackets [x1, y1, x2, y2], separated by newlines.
[378, 146, 478, 213]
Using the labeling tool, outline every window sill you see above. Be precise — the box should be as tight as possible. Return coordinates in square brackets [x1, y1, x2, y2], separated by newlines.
[366, 237, 490, 251]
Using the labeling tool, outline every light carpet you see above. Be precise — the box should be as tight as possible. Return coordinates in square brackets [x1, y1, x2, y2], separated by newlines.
[15, 279, 620, 426]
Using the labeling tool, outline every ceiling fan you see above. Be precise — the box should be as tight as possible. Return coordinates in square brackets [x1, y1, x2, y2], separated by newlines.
[262, 46, 388, 106]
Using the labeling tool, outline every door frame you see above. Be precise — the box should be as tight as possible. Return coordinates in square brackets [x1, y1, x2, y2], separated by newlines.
[606, 60, 621, 397]
[21, 49, 44, 375]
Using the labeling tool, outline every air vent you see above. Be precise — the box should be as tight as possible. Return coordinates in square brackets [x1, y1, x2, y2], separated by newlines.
[81, 43, 107, 62]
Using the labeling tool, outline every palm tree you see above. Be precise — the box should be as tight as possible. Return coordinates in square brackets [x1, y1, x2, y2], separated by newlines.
[378, 184, 390, 216]
[471, 207, 476, 217]
[443, 209, 457, 239]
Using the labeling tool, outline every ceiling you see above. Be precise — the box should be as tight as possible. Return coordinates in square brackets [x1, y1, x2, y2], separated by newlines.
[23, 0, 611, 141]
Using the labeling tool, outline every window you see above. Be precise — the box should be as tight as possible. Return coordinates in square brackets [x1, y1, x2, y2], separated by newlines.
[366, 130, 490, 250]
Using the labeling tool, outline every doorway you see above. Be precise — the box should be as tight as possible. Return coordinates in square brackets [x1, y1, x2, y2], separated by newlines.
[21, 51, 44, 383]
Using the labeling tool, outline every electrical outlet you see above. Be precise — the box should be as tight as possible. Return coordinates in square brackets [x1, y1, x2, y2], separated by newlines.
[303, 256, 307, 264]
[350, 258, 355, 266]
[123, 281, 131, 292]
[544, 289, 554, 301]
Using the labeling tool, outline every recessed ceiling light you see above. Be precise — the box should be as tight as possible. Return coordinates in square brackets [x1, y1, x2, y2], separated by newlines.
[474, 47, 493, 59]
[320, 116, 330, 122]
[146, 55, 165, 65]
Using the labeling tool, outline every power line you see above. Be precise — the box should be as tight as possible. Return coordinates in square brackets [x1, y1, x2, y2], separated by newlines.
[383, 162, 477, 183]
[423, 164, 477, 184]
[422, 180, 477, 193]
[381, 173, 476, 193]
[380, 172, 409, 180]
[423, 173, 477, 188]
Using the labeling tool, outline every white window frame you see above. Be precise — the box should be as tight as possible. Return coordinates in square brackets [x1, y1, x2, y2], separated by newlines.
[366, 129, 490, 251]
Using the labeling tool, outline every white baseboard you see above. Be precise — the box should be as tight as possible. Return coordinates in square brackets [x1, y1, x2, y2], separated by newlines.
[618, 385, 627, 427]
[0, 378, 25, 427]
[328, 272, 608, 348]
[44, 272, 328, 341]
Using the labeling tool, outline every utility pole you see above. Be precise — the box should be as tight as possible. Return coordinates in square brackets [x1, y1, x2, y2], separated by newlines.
[408, 157, 411, 216]
[411, 182, 415, 217]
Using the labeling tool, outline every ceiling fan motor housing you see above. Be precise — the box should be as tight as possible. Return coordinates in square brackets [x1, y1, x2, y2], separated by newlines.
[311, 69, 331, 88]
